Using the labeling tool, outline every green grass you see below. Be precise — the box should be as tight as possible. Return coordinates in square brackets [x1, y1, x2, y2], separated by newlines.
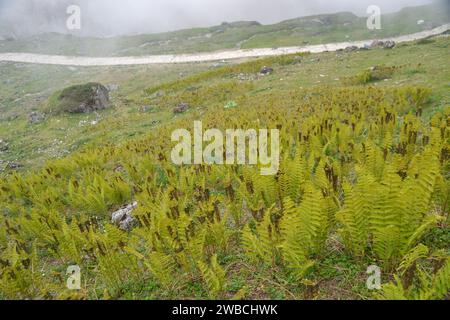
[0, 35, 449, 300]
[1, 36, 449, 171]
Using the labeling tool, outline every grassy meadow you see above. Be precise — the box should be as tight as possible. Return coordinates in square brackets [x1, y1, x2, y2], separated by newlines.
[0, 33, 449, 300]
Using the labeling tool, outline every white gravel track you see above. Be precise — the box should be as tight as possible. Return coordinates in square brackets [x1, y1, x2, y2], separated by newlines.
[0, 24, 448, 67]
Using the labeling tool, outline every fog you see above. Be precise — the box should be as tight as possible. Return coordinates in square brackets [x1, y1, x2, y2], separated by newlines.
[0, 0, 441, 37]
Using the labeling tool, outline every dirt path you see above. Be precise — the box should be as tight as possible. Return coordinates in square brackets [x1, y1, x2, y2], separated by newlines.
[0, 24, 448, 67]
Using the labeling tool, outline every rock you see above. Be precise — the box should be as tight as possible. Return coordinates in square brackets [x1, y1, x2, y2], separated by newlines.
[260, 66, 274, 75]
[345, 45, 359, 52]
[6, 162, 22, 170]
[0, 139, 8, 152]
[370, 40, 385, 48]
[383, 40, 396, 49]
[173, 102, 190, 114]
[29, 111, 45, 124]
[56, 83, 110, 114]
[106, 84, 119, 92]
[111, 202, 138, 231]
[150, 90, 165, 99]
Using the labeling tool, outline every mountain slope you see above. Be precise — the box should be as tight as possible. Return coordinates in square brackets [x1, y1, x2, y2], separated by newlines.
[0, 3, 448, 57]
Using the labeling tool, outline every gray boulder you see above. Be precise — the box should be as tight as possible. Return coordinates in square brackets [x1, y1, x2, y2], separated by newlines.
[6, 162, 22, 170]
[29, 111, 45, 124]
[173, 102, 190, 114]
[0, 139, 8, 152]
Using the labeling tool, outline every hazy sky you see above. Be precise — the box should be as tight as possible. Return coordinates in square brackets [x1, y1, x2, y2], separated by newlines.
[0, 0, 437, 37]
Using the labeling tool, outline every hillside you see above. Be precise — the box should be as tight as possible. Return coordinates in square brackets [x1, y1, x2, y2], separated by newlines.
[0, 34, 449, 299]
[0, 3, 449, 57]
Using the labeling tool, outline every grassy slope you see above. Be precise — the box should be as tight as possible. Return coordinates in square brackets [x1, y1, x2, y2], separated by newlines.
[0, 37, 448, 300]
[0, 4, 448, 57]
[0, 31, 449, 300]
[1, 36, 449, 170]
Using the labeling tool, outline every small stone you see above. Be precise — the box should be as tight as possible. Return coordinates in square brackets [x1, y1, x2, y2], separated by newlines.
[29, 111, 45, 124]
[370, 40, 384, 48]
[173, 102, 190, 114]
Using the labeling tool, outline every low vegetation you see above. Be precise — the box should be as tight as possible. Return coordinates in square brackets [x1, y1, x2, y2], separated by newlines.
[0, 34, 449, 300]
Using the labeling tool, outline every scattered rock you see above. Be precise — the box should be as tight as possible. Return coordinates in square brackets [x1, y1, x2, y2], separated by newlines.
[0, 139, 8, 152]
[111, 202, 138, 231]
[29, 111, 45, 124]
[173, 102, 190, 114]
[345, 45, 359, 52]
[369, 40, 395, 49]
[260, 66, 274, 75]
[383, 40, 396, 49]
[6, 162, 22, 170]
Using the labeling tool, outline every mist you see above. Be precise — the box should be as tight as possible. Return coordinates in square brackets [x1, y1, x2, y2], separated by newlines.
[0, 0, 442, 37]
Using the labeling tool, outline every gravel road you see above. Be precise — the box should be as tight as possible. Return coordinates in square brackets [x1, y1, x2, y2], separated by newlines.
[0, 24, 448, 66]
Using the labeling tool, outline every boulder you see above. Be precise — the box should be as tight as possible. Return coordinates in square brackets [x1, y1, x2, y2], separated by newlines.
[370, 40, 385, 48]
[383, 40, 396, 49]
[260, 66, 274, 75]
[6, 162, 22, 170]
[111, 202, 138, 231]
[55, 83, 110, 114]
[29, 111, 45, 124]
[106, 83, 119, 92]
[173, 102, 190, 114]
[345, 45, 359, 52]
